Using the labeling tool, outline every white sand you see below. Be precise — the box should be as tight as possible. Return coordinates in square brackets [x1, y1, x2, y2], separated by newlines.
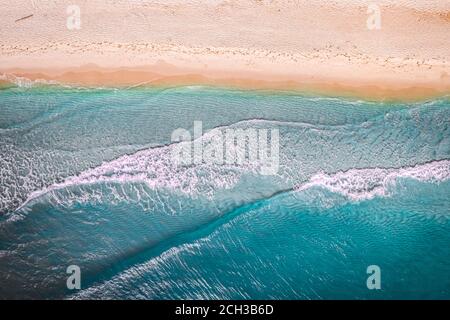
[1, 0, 449, 100]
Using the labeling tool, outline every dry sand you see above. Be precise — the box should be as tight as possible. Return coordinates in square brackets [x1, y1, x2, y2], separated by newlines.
[1, 0, 449, 101]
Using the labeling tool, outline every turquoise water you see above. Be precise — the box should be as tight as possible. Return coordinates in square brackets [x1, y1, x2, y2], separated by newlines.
[0, 84, 449, 299]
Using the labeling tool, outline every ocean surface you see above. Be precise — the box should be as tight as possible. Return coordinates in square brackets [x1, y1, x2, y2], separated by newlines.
[0, 83, 449, 299]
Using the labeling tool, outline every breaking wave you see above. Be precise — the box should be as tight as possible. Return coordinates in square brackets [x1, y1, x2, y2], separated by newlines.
[295, 159, 450, 200]
[0, 73, 60, 88]
[16, 150, 450, 215]
[14, 122, 271, 213]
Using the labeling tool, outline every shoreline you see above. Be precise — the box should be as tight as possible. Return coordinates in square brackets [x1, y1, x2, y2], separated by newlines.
[1, 65, 449, 102]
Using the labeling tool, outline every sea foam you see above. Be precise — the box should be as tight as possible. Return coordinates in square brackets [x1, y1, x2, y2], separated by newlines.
[295, 159, 450, 201]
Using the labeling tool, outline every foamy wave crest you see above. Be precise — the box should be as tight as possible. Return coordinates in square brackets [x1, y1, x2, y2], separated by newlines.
[15, 128, 265, 212]
[295, 160, 450, 201]
[0, 73, 59, 88]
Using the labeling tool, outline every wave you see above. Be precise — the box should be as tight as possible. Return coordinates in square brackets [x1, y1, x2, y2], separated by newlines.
[0, 73, 119, 91]
[15, 146, 450, 214]
[0, 73, 61, 88]
[295, 159, 450, 201]
[14, 121, 267, 212]
[10, 113, 450, 212]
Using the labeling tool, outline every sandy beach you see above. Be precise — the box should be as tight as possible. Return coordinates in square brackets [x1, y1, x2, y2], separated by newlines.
[1, 0, 449, 101]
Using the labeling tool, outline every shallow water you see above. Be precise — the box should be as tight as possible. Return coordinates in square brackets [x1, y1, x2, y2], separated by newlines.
[0, 85, 449, 299]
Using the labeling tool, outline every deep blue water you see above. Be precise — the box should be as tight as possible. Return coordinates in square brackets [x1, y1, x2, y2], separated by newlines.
[0, 84, 449, 299]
